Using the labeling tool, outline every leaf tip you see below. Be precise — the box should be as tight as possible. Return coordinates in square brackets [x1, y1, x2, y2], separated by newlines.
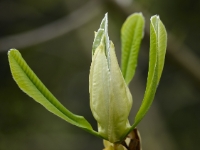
[8, 48, 18, 56]
[136, 12, 144, 16]
[150, 15, 160, 21]
[105, 12, 108, 17]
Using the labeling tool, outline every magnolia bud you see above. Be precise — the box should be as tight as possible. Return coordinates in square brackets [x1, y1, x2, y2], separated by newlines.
[89, 34, 132, 142]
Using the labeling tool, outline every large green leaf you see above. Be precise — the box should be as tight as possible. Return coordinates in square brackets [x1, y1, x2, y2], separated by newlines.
[8, 49, 99, 137]
[130, 15, 167, 130]
[121, 13, 145, 85]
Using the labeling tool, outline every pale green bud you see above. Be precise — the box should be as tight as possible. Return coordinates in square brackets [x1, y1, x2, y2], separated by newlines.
[89, 37, 133, 143]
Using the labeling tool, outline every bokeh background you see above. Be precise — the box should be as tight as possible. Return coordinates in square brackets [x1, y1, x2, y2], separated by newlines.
[0, 0, 200, 149]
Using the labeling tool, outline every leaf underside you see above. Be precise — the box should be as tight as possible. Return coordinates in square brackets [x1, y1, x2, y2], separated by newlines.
[8, 49, 99, 137]
[129, 15, 167, 131]
[121, 13, 145, 85]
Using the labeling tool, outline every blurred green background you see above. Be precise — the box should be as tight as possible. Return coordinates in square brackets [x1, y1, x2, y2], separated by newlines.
[0, 0, 200, 149]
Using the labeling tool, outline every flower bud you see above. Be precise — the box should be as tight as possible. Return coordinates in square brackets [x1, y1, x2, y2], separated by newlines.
[89, 33, 133, 142]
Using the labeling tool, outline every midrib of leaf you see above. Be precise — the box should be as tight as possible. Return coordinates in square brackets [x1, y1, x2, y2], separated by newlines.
[10, 50, 76, 121]
[18, 54, 72, 119]
[8, 49, 100, 137]
[123, 15, 167, 137]
[123, 20, 139, 81]
[132, 19, 158, 128]
[157, 20, 167, 83]
[121, 13, 144, 85]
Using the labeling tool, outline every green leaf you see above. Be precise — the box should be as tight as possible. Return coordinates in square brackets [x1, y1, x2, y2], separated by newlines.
[100, 13, 110, 59]
[130, 15, 167, 130]
[92, 13, 110, 67]
[8, 49, 100, 137]
[92, 29, 104, 55]
[121, 13, 145, 85]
